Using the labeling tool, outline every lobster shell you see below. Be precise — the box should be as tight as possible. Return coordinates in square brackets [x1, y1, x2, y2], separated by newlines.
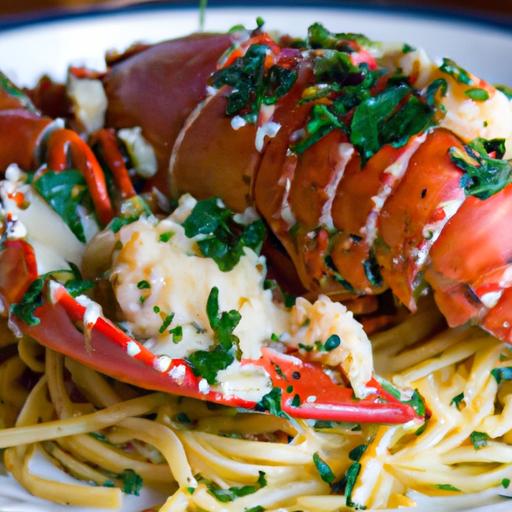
[102, 31, 512, 342]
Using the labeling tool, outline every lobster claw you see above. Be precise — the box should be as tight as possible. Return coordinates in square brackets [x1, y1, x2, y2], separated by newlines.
[0, 241, 418, 423]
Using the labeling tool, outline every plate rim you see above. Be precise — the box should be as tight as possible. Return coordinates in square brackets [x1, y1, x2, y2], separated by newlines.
[0, 0, 511, 34]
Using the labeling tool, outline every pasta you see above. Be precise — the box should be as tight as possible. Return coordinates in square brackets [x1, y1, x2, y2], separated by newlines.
[1, 304, 512, 510]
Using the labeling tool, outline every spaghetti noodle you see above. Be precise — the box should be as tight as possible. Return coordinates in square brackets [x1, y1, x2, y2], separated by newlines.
[1, 302, 511, 510]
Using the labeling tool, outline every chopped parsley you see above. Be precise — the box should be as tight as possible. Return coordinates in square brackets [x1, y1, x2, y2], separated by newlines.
[210, 43, 297, 123]
[450, 392, 464, 409]
[109, 195, 152, 233]
[291, 103, 345, 154]
[206, 286, 241, 352]
[159, 231, 175, 243]
[404, 389, 426, 417]
[469, 431, 489, 450]
[186, 287, 241, 384]
[255, 387, 289, 418]
[34, 169, 93, 243]
[136, 280, 150, 290]
[291, 394, 301, 407]
[119, 469, 143, 496]
[464, 88, 489, 102]
[313, 452, 336, 484]
[11, 267, 93, 326]
[244, 507, 265, 512]
[158, 312, 175, 334]
[426, 78, 448, 110]
[206, 471, 267, 503]
[435, 483, 461, 492]
[307, 22, 376, 50]
[502, 478, 510, 489]
[182, 197, 266, 272]
[491, 366, 512, 384]
[402, 43, 415, 54]
[169, 325, 183, 343]
[439, 58, 472, 85]
[451, 138, 512, 199]
[187, 345, 234, 385]
[351, 84, 433, 163]
[349, 444, 368, 462]
[344, 461, 363, 507]
[324, 334, 341, 351]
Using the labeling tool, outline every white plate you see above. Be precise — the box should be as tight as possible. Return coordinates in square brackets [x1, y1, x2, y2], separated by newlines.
[0, 4, 511, 512]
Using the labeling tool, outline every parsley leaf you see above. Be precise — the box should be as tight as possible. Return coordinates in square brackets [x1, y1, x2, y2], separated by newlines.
[34, 169, 92, 243]
[210, 44, 297, 122]
[291, 104, 345, 154]
[119, 469, 143, 496]
[491, 367, 512, 384]
[324, 334, 341, 351]
[450, 392, 464, 409]
[426, 78, 448, 110]
[183, 198, 266, 272]
[109, 195, 152, 233]
[439, 58, 473, 85]
[313, 452, 336, 484]
[255, 387, 289, 418]
[502, 478, 510, 489]
[404, 389, 426, 417]
[186, 287, 241, 384]
[206, 286, 241, 351]
[307, 22, 375, 50]
[187, 345, 234, 385]
[206, 471, 267, 503]
[11, 267, 93, 326]
[465, 88, 489, 102]
[435, 483, 461, 492]
[469, 431, 489, 450]
[344, 461, 363, 508]
[351, 84, 433, 163]
[349, 444, 368, 461]
[450, 138, 512, 200]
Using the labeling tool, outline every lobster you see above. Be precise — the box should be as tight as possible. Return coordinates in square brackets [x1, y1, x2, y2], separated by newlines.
[101, 26, 512, 340]
[0, 23, 510, 424]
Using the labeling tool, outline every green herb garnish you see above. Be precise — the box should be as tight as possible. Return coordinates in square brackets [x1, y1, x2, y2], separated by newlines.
[119, 469, 143, 496]
[210, 44, 297, 123]
[159, 231, 175, 243]
[313, 452, 336, 484]
[435, 483, 461, 492]
[450, 392, 464, 409]
[450, 138, 512, 200]
[465, 88, 489, 101]
[439, 58, 472, 85]
[206, 471, 267, 503]
[183, 197, 266, 272]
[34, 169, 92, 243]
[469, 431, 489, 450]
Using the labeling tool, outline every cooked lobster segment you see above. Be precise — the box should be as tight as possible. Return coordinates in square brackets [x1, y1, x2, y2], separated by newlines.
[0, 22, 511, 422]
[108, 24, 511, 338]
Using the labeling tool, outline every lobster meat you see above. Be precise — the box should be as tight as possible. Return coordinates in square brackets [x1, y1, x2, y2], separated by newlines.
[0, 22, 510, 423]
[100, 26, 512, 338]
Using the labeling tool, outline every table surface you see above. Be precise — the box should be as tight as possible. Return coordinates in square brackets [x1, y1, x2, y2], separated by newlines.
[0, 0, 511, 21]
